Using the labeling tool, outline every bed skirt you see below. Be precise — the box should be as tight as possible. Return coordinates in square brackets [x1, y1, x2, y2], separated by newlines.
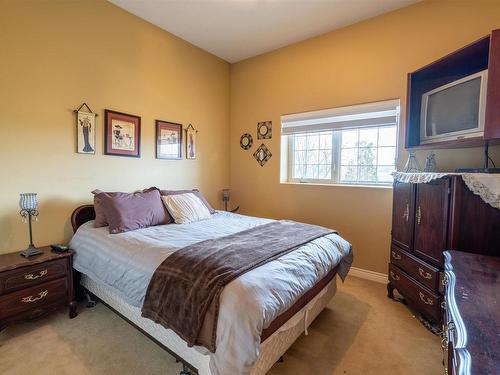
[81, 274, 338, 375]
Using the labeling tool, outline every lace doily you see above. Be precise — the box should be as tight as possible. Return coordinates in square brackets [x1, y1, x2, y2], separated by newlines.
[391, 172, 456, 184]
[461, 173, 500, 209]
[391, 172, 500, 209]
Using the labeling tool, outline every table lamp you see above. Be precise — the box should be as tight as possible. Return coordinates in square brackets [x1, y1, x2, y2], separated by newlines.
[19, 193, 43, 257]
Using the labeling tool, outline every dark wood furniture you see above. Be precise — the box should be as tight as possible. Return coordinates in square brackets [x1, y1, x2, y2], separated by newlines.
[0, 247, 77, 330]
[443, 251, 499, 375]
[387, 175, 500, 325]
[406, 28, 500, 149]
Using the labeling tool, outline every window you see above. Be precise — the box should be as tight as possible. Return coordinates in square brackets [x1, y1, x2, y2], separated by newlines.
[281, 100, 399, 186]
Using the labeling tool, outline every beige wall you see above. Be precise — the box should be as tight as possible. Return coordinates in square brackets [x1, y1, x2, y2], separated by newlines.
[230, 0, 500, 273]
[0, 0, 230, 253]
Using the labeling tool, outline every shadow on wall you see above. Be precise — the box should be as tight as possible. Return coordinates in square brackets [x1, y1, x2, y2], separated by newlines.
[268, 288, 370, 375]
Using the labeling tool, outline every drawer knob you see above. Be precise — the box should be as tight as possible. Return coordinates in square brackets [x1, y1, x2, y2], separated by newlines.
[21, 290, 48, 303]
[391, 251, 401, 260]
[24, 269, 48, 280]
[418, 268, 432, 280]
[390, 271, 400, 281]
[418, 291, 434, 305]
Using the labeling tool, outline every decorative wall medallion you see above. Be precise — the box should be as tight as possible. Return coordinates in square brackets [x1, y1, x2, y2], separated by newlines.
[253, 143, 272, 166]
[240, 133, 253, 150]
[257, 121, 272, 139]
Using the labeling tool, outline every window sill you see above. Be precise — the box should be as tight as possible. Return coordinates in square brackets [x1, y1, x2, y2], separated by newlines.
[280, 181, 393, 189]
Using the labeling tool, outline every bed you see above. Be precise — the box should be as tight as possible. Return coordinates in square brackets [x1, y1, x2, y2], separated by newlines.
[70, 205, 352, 375]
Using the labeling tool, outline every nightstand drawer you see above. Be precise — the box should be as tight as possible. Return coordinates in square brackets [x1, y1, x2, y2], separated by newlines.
[390, 245, 441, 292]
[389, 263, 442, 322]
[0, 278, 68, 320]
[0, 258, 67, 295]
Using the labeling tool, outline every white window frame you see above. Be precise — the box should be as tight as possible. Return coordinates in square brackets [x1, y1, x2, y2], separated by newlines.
[281, 100, 400, 187]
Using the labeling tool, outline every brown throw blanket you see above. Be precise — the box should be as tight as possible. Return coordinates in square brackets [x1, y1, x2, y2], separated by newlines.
[141, 220, 334, 352]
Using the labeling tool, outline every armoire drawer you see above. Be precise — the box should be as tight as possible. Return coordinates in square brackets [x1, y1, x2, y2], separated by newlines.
[390, 245, 441, 292]
[389, 263, 442, 322]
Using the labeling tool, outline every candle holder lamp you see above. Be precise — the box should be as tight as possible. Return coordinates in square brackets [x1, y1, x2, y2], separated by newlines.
[222, 189, 230, 211]
[19, 193, 43, 257]
[222, 189, 239, 213]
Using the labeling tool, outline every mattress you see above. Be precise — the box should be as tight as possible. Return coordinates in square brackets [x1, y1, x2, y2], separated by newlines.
[70, 211, 352, 374]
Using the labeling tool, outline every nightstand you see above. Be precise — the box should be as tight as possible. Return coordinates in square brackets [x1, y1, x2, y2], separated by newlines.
[0, 247, 77, 331]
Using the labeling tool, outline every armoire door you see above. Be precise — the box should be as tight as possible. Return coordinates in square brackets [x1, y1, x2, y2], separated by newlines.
[414, 178, 450, 266]
[391, 181, 414, 251]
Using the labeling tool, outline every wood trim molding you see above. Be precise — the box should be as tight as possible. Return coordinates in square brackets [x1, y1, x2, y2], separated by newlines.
[348, 267, 388, 284]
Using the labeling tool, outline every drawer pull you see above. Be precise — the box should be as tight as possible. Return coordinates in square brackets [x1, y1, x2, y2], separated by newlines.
[390, 271, 400, 281]
[21, 290, 48, 303]
[416, 206, 422, 225]
[391, 251, 401, 260]
[441, 274, 448, 286]
[419, 292, 434, 305]
[24, 269, 48, 280]
[441, 328, 448, 349]
[402, 203, 409, 222]
[418, 268, 432, 280]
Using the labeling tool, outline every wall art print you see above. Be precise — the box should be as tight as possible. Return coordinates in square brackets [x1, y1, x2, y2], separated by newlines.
[104, 109, 141, 157]
[185, 124, 197, 159]
[156, 120, 182, 160]
[74, 102, 97, 154]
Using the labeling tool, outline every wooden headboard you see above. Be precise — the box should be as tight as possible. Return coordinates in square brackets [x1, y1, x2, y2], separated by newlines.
[71, 205, 96, 233]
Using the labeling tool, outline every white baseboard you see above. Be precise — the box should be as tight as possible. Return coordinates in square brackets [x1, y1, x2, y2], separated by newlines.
[348, 267, 388, 284]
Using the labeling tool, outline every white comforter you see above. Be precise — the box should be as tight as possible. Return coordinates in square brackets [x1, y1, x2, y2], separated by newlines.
[70, 211, 352, 375]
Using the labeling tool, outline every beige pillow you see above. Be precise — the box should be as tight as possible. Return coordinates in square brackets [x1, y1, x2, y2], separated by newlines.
[161, 193, 212, 224]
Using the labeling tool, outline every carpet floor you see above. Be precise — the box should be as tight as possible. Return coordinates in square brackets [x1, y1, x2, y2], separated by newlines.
[0, 276, 443, 375]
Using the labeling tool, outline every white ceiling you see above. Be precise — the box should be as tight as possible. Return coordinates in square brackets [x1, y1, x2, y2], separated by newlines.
[110, 0, 419, 63]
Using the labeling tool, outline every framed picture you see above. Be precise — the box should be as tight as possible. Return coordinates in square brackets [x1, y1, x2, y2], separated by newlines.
[156, 120, 182, 159]
[76, 110, 96, 154]
[185, 124, 197, 159]
[104, 109, 141, 157]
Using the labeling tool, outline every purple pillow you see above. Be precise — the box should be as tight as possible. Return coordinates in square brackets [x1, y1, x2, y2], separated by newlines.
[91, 189, 111, 227]
[159, 189, 215, 214]
[98, 189, 171, 234]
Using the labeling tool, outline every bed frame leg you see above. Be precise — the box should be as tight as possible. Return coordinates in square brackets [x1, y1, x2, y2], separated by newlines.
[180, 364, 192, 375]
[84, 290, 97, 308]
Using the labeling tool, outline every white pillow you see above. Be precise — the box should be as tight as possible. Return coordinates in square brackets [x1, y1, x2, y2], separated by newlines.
[162, 193, 212, 224]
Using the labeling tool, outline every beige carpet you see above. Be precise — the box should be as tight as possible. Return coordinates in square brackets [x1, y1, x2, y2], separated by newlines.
[0, 277, 442, 375]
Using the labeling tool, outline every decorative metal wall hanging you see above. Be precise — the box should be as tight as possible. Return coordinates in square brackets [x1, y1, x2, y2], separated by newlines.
[240, 133, 253, 150]
[257, 121, 272, 139]
[253, 143, 272, 166]
[74, 102, 97, 154]
[185, 124, 197, 159]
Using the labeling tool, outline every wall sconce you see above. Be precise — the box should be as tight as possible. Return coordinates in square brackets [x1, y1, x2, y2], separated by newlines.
[19, 193, 43, 257]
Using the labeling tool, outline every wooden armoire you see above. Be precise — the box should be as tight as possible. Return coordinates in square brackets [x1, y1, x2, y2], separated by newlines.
[387, 175, 500, 325]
